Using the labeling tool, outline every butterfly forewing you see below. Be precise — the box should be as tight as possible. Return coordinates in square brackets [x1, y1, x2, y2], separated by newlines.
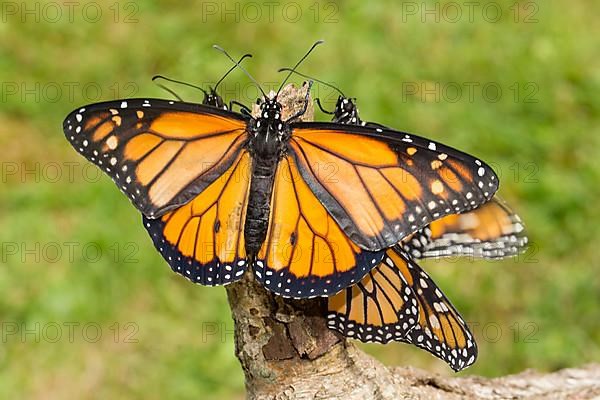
[288, 122, 499, 251]
[63, 99, 249, 218]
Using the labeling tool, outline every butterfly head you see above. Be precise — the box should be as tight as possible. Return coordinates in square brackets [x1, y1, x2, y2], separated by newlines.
[249, 98, 287, 159]
[334, 96, 362, 125]
[203, 87, 227, 110]
[256, 97, 284, 129]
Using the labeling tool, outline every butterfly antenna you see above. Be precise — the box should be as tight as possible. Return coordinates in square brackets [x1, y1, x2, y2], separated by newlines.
[213, 45, 266, 98]
[214, 53, 253, 91]
[152, 75, 208, 101]
[277, 68, 346, 98]
[276, 40, 324, 97]
[152, 81, 184, 102]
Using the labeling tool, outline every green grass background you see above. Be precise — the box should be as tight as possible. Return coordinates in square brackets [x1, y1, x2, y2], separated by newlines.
[1, 0, 599, 398]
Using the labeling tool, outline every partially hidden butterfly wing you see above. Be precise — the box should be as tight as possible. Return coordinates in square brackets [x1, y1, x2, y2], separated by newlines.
[326, 248, 419, 343]
[63, 99, 249, 218]
[327, 246, 477, 371]
[403, 197, 528, 259]
[288, 122, 499, 251]
[253, 155, 384, 298]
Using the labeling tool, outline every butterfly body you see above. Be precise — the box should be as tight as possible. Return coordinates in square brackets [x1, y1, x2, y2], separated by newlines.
[199, 93, 290, 257]
[244, 99, 289, 256]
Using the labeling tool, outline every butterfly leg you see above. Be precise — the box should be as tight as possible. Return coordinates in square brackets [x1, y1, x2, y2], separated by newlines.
[230, 100, 252, 115]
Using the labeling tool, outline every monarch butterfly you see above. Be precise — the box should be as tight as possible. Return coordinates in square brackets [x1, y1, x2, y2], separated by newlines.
[63, 42, 499, 298]
[276, 73, 524, 370]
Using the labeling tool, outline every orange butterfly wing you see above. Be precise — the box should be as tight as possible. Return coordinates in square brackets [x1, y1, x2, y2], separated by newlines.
[63, 99, 249, 218]
[288, 123, 499, 251]
[403, 197, 527, 259]
[143, 151, 251, 285]
[328, 246, 477, 371]
[326, 251, 419, 343]
[393, 247, 477, 371]
[253, 156, 384, 297]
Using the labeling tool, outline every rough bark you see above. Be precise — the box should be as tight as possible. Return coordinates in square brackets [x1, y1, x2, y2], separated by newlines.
[225, 84, 600, 400]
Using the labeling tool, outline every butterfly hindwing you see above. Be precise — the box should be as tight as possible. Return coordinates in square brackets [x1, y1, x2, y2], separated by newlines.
[402, 197, 528, 259]
[327, 246, 477, 371]
[287, 122, 499, 251]
[254, 156, 384, 298]
[63, 99, 249, 218]
[143, 151, 251, 285]
[392, 247, 477, 371]
[326, 252, 419, 343]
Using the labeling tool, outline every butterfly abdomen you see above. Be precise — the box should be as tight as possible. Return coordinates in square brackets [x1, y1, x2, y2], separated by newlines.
[245, 157, 277, 257]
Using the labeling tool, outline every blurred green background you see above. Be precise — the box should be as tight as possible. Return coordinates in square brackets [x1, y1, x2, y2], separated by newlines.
[1, 0, 599, 398]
